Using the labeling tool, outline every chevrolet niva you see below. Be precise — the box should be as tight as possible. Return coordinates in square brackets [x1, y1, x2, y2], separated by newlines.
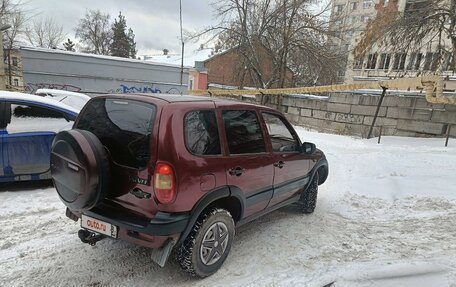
[50, 94, 328, 277]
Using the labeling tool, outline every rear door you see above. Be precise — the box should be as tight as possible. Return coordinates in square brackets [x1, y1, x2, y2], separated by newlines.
[219, 109, 274, 218]
[75, 97, 160, 218]
[1, 101, 74, 181]
[261, 112, 311, 207]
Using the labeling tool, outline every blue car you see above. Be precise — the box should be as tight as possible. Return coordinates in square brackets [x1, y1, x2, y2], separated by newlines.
[0, 92, 79, 182]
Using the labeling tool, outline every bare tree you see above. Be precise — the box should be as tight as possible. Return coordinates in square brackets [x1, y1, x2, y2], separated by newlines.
[354, 0, 456, 73]
[1, 0, 27, 50]
[0, 0, 28, 87]
[194, 0, 343, 88]
[75, 10, 112, 55]
[25, 17, 66, 48]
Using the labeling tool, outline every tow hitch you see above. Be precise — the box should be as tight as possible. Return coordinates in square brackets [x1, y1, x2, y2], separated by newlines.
[78, 229, 106, 246]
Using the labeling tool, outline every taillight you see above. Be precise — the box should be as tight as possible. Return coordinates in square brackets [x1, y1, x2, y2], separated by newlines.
[154, 163, 176, 204]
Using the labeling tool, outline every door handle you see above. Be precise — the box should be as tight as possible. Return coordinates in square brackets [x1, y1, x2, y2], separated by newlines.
[273, 161, 285, 168]
[229, 166, 244, 176]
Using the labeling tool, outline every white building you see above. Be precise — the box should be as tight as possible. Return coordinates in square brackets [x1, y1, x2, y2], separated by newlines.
[329, 0, 454, 86]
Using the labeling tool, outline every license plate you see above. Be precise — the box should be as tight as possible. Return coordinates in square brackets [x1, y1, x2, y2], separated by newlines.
[81, 214, 118, 238]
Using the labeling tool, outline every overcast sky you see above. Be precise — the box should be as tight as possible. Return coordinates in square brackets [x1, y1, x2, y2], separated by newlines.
[25, 0, 215, 56]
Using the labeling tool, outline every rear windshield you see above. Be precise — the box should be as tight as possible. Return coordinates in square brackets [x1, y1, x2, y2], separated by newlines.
[76, 98, 156, 169]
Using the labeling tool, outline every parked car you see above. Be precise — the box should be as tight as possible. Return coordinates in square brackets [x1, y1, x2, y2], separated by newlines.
[0, 92, 78, 183]
[35, 89, 91, 111]
[50, 94, 328, 277]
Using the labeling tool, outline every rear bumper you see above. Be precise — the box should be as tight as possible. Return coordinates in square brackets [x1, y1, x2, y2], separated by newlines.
[67, 207, 190, 249]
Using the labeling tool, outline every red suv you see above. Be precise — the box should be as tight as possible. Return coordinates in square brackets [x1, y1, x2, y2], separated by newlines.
[50, 94, 328, 277]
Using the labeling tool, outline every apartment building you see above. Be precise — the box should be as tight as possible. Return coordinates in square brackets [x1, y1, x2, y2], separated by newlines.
[329, 0, 453, 84]
[329, 0, 379, 81]
[3, 49, 24, 90]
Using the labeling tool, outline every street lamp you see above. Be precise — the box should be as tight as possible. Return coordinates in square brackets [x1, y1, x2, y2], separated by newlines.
[0, 23, 11, 90]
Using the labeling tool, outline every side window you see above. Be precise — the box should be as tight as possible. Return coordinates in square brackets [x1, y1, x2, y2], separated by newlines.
[262, 113, 299, 152]
[7, 103, 72, 134]
[184, 110, 221, 155]
[222, 110, 266, 154]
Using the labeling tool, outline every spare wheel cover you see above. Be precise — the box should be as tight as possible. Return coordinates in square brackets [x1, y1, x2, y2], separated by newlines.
[50, 129, 110, 212]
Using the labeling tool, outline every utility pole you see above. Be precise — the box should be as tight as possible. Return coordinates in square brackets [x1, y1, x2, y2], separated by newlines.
[0, 22, 11, 90]
[179, 0, 184, 92]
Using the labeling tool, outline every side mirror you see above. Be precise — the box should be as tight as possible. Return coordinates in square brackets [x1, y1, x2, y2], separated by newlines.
[302, 142, 316, 154]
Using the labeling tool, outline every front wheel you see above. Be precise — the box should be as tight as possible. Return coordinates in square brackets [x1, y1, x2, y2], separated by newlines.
[177, 208, 235, 277]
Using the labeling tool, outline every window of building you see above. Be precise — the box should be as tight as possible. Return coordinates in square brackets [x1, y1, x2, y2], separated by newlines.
[431, 53, 440, 70]
[334, 19, 343, 26]
[443, 54, 453, 71]
[262, 113, 299, 153]
[335, 4, 345, 13]
[350, 2, 358, 10]
[184, 110, 221, 156]
[393, 53, 407, 70]
[222, 110, 266, 155]
[12, 56, 18, 67]
[366, 53, 378, 69]
[407, 52, 425, 70]
[423, 52, 434, 70]
[405, 1, 429, 13]
[378, 53, 391, 70]
[13, 78, 19, 86]
[353, 57, 364, 69]
[361, 15, 370, 23]
[383, 0, 389, 7]
[363, 0, 372, 9]
[351, 16, 358, 24]
[415, 53, 423, 70]
[407, 52, 416, 70]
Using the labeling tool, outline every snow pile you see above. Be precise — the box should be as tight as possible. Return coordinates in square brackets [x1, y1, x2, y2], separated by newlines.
[35, 89, 91, 111]
[0, 128, 455, 286]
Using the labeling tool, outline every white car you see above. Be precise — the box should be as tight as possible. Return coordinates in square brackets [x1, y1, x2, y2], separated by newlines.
[35, 89, 91, 111]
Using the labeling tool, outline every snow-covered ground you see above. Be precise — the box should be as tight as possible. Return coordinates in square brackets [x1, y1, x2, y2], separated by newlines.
[1, 127, 456, 287]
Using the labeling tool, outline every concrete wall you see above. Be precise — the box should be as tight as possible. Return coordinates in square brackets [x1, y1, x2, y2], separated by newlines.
[239, 91, 456, 138]
[20, 47, 189, 95]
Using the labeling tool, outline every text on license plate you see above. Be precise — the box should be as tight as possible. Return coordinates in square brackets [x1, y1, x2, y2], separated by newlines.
[81, 214, 118, 238]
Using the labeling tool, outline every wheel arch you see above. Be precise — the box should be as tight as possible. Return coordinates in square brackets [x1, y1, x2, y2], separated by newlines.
[178, 185, 245, 245]
[307, 158, 329, 189]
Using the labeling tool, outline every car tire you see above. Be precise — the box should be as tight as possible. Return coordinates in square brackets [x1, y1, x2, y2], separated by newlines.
[51, 129, 110, 212]
[300, 171, 319, 214]
[177, 208, 235, 277]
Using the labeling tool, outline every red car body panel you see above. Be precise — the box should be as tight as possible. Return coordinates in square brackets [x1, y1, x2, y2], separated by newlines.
[66, 94, 328, 250]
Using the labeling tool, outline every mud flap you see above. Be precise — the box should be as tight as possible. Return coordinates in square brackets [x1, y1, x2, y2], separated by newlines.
[151, 239, 176, 267]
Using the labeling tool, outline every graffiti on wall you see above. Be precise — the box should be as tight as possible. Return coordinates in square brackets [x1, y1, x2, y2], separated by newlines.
[24, 82, 177, 94]
[24, 83, 82, 93]
[118, 84, 161, 94]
